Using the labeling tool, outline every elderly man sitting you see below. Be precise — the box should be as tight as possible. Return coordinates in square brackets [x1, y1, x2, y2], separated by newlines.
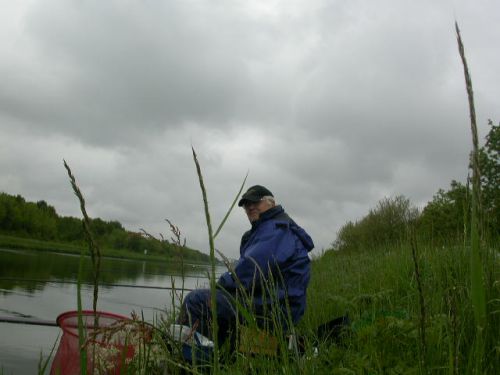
[177, 185, 314, 346]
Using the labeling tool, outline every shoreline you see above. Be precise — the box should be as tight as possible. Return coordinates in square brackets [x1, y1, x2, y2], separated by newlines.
[0, 234, 213, 265]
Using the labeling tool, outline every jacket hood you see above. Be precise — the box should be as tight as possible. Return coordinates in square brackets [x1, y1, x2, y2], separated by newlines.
[290, 223, 315, 252]
[253, 205, 315, 252]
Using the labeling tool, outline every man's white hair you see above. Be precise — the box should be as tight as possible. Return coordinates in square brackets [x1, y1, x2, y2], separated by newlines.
[262, 195, 276, 205]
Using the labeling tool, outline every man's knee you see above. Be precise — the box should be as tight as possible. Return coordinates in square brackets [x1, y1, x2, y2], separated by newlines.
[178, 289, 209, 324]
[184, 289, 209, 306]
[183, 289, 211, 317]
[182, 288, 236, 321]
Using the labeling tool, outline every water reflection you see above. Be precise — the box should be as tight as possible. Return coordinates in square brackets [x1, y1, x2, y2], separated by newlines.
[0, 248, 215, 294]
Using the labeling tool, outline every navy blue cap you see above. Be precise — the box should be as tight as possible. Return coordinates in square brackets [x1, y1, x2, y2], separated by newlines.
[238, 185, 274, 207]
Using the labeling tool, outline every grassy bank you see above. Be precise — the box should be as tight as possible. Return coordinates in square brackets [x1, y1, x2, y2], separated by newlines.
[303, 243, 499, 374]
[0, 234, 188, 263]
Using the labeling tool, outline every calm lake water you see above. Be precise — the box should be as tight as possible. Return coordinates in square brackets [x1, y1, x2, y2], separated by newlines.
[0, 248, 220, 374]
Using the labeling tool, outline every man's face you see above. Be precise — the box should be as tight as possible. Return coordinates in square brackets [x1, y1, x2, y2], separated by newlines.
[243, 199, 274, 222]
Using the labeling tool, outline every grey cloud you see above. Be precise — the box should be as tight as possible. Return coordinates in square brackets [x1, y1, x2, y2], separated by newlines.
[0, 0, 301, 145]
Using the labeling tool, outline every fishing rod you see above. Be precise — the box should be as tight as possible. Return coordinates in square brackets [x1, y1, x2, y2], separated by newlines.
[0, 316, 58, 327]
[1, 273, 222, 281]
[0, 278, 197, 291]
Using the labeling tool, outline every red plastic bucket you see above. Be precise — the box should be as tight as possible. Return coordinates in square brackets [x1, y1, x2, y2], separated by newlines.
[50, 311, 136, 375]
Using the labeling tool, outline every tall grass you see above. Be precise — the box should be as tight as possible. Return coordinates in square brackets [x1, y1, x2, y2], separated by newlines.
[410, 229, 427, 372]
[191, 147, 220, 372]
[306, 240, 498, 374]
[64, 160, 102, 315]
[64, 160, 97, 374]
[455, 22, 488, 373]
[189, 146, 253, 371]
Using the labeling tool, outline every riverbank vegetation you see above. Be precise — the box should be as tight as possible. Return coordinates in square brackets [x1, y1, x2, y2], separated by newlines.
[0, 193, 212, 264]
[305, 241, 498, 374]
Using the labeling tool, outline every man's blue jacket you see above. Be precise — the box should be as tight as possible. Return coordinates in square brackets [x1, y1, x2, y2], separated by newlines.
[218, 205, 314, 325]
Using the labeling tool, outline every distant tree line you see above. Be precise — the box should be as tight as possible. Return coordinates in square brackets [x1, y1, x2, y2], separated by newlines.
[333, 120, 499, 251]
[0, 193, 212, 263]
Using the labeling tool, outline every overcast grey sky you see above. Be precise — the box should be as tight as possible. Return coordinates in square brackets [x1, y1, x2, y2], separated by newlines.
[1, 0, 498, 259]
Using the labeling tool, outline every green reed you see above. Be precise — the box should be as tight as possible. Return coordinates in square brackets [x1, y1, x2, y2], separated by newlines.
[64, 160, 102, 315]
[455, 22, 488, 372]
[64, 160, 96, 374]
[37, 334, 59, 375]
[191, 147, 220, 372]
[190, 146, 253, 373]
[410, 229, 427, 372]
